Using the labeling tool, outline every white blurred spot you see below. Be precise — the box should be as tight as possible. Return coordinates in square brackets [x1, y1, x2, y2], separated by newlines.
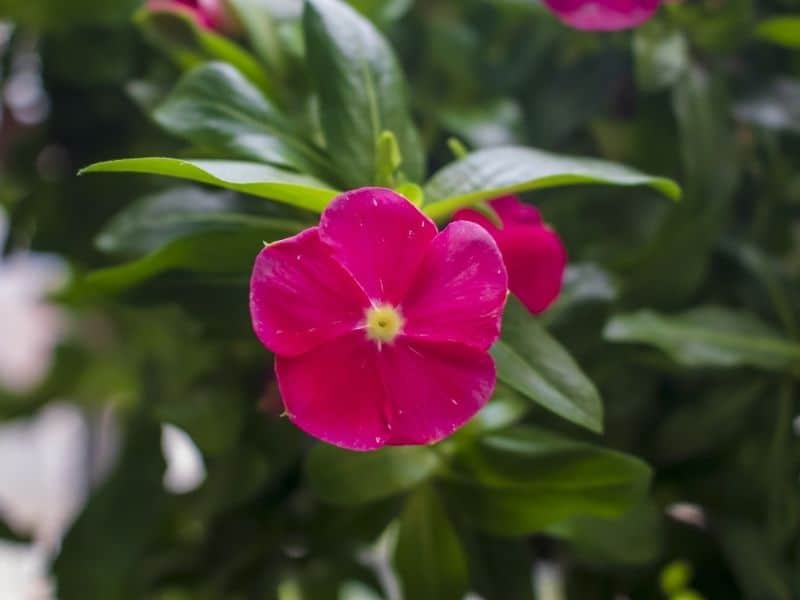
[793, 415, 800, 437]
[161, 424, 206, 494]
[665, 502, 707, 529]
[534, 561, 564, 600]
[0, 541, 53, 600]
[0, 208, 68, 394]
[0, 403, 89, 552]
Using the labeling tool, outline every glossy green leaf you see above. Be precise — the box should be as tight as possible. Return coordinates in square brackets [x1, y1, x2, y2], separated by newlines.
[491, 298, 603, 433]
[442, 427, 651, 536]
[80, 158, 338, 211]
[422, 146, 681, 220]
[226, 0, 287, 80]
[153, 62, 326, 172]
[394, 487, 469, 600]
[306, 444, 440, 505]
[604, 306, 800, 373]
[303, 0, 424, 187]
[755, 17, 800, 49]
[136, 8, 274, 98]
[457, 388, 530, 438]
[96, 186, 306, 257]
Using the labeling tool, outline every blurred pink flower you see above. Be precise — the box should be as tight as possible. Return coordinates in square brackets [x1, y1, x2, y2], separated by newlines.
[542, 0, 661, 31]
[147, 0, 228, 31]
[250, 188, 508, 451]
[455, 196, 567, 315]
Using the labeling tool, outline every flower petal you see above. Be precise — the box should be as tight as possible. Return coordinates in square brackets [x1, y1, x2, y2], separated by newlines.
[401, 221, 507, 350]
[542, 0, 661, 31]
[275, 333, 389, 451]
[490, 195, 543, 226]
[379, 339, 496, 445]
[320, 188, 438, 304]
[250, 227, 369, 357]
[499, 224, 567, 314]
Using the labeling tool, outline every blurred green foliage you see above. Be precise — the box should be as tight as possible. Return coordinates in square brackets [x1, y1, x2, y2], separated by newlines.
[1, 0, 800, 598]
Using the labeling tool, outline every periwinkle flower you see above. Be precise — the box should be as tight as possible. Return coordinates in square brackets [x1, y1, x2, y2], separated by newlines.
[542, 0, 661, 31]
[250, 188, 508, 451]
[455, 196, 567, 315]
[147, 0, 230, 31]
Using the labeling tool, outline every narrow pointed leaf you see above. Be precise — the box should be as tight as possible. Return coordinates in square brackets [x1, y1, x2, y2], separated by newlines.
[423, 146, 680, 220]
[80, 158, 338, 211]
[604, 306, 800, 374]
[491, 298, 603, 433]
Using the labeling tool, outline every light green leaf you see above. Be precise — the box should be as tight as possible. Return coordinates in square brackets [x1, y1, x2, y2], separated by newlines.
[153, 62, 327, 172]
[442, 427, 652, 536]
[491, 298, 603, 433]
[604, 306, 800, 373]
[755, 16, 800, 49]
[394, 487, 469, 600]
[80, 158, 338, 212]
[303, 0, 424, 187]
[306, 444, 440, 505]
[227, 0, 288, 80]
[422, 146, 681, 220]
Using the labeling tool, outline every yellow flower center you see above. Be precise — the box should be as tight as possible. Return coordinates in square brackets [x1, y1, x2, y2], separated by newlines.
[365, 304, 404, 344]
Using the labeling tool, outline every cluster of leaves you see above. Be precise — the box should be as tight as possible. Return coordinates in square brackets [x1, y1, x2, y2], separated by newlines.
[1, 0, 799, 598]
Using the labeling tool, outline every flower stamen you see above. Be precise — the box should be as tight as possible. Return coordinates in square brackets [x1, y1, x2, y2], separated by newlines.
[365, 304, 404, 344]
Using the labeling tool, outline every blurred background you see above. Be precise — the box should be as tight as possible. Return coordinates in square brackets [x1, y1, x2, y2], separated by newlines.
[1, 0, 799, 598]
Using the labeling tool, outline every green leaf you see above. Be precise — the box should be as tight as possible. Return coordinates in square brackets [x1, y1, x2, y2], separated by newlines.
[547, 500, 663, 566]
[422, 146, 681, 220]
[136, 8, 275, 99]
[755, 16, 800, 49]
[96, 186, 306, 257]
[153, 62, 327, 172]
[81, 226, 289, 294]
[226, 0, 288, 80]
[54, 415, 167, 599]
[303, 0, 424, 187]
[80, 158, 338, 211]
[604, 306, 800, 373]
[394, 487, 469, 600]
[306, 444, 440, 505]
[491, 297, 603, 433]
[441, 427, 652, 536]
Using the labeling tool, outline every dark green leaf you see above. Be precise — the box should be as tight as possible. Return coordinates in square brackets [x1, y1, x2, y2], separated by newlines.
[303, 0, 424, 187]
[95, 186, 306, 257]
[441, 427, 651, 536]
[54, 415, 167, 599]
[153, 62, 326, 172]
[80, 158, 338, 211]
[604, 307, 800, 373]
[423, 146, 681, 220]
[306, 444, 440, 505]
[394, 486, 469, 600]
[136, 8, 275, 98]
[491, 297, 603, 433]
[548, 500, 663, 565]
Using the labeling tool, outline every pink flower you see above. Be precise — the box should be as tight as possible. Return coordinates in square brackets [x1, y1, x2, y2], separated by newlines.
[454, 196, 567, 315]
[542, 0, 661, 31]
[250, 188, 508, 451]
[147, 0, 227, 31]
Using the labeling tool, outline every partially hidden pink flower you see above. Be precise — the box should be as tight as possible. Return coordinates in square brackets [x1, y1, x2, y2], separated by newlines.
[542, 0, 661, 31]
[454, 196, 567, 315]
[147, 0, 228, 31]
[250, 188, 508, 451]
